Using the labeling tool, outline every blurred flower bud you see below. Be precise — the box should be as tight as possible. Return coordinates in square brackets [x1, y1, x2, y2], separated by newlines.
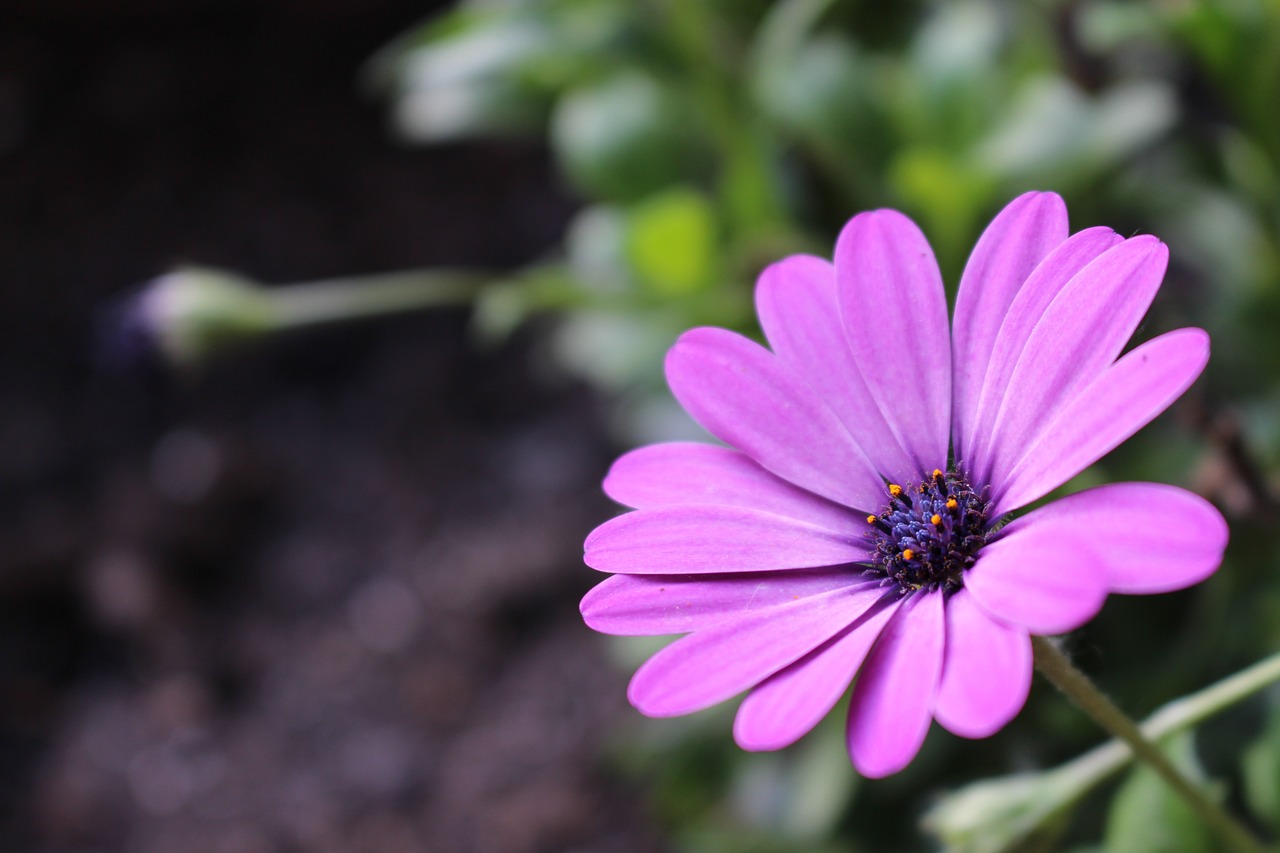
[113, 267, 274, 367]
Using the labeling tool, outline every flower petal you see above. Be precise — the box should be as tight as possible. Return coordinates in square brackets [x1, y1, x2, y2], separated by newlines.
[756, 254, 916, 483]
[995, 328, 1210, 513]
[933, 589, 1032, 738]
[733, 597, 902, 752]
[584, 505, 871, 575]
[603, 442, 860, 532]
[952, 192, 1068, 465]
[666, 327, 884, 511]
[993, 483, 1226, 595]
[628, 583, 886, 717]
[846, 589, 945, 777]
[964, 517, 1108, 635]
[836, 210, 951, 474]
[964, 226, 1124, 477]
[983, 236, 1169, 488]
[581, 570, 866, 636]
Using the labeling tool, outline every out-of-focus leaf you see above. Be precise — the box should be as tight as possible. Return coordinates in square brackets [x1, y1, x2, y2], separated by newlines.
[375, 0, 628, 142]
[750, 0, 839, 77]
[551, 71, 710, 202]
[1222, 130, 1280, 206]
[624, 188, 718, 296]
[386, 12, 554, 141]
[753, 33, 892, 199]
[1077, 1, 1164, 52]
[975, 77, 1175, 185]
[1164, 0, 1280, 160]
[754, 33, 867, 142]
[565, 205, 630, 294]
[1103, 732, 1218, 853]
[889, 147, 996, 277]
[923, 765, 1078, 853]
[909, 0, 1003, 84]
[1242, 697, 1280, 831]
[1088, 82, 1178, 168]
[898, 0, 1005, 150]
[550, 309, 679, 389]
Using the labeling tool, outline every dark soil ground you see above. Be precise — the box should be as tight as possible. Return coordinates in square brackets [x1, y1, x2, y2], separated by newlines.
[0, 3, 666, 850]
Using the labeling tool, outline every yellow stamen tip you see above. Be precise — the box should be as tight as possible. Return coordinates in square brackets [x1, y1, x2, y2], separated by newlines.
[902, 549, 914, 561]
[932, 468, 943, 479]
[931, 514, 942, 526]
[866, 515, 877, 525]
[946, 498, 958, 510]
[888, 484, 903, 497]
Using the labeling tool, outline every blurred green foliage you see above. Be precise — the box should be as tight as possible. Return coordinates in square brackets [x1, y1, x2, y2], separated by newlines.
[363, 0, 1280, 849]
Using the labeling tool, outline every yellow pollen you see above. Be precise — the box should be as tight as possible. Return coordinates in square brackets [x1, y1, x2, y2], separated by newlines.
[902, 548, 915, 561]
[931, 514, 942, 526]
[888, 484, 903, 497]
[866, 514, 877, 524]
[946, 498, 958, 510]
[932, 468, 943, 479]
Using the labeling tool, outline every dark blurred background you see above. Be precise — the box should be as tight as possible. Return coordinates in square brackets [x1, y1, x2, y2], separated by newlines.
[0, 2, 664, 851]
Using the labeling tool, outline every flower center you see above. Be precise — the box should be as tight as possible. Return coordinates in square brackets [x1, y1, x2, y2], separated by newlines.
[865, 468, 990, 593]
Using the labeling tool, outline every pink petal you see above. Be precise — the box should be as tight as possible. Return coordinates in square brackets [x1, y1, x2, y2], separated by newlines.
[666, 327, 884, 511]
[585, 505, 872, 575]
[963, 517, 1109, 635]
[846, 589, 945, 778]
[581, 570, 869, 636]
[733, 597, 902, 752]
[964, 226, 1124, 478]
[628, 583, 886, 717]
[995, 328, 1210, 513]
[756, 254, 917, 483]
[603, 442, 861, 532]
[836, 210, 951, 475]
[952, 192, 1068, 466]
[933, 589, 1032, 738]
[993, 483, 1227, 595]
[982, 236, 1169, 488]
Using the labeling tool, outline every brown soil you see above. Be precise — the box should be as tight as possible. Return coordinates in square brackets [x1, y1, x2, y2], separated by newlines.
[0, 3, 666, 851]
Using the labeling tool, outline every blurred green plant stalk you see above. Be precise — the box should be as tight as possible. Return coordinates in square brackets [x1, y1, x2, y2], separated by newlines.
[138, 266, 489, 364]
[926, 647, 1280, 853]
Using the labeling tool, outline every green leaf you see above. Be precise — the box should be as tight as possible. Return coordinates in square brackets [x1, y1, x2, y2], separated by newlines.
[624, 188, 719, 297]
[974, 77, 1175, 187]
[887, 147, 996, 278]
[385, 12, 555, 141]
[1103, 732, 1218, 853]
[551, 72, 710, 202]
[565, 205, 630, 294]
[1242, 697, 1280, 830]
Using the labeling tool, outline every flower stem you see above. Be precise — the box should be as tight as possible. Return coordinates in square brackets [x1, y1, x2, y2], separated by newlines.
[267, 269, 489, 329]
[1031, 635, 1265, 853]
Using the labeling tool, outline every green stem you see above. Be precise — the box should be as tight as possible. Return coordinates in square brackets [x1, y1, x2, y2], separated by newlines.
[267, 268, 489, 329]
[1032, 636, 1265, 853]
[926, 648, 1280, 851]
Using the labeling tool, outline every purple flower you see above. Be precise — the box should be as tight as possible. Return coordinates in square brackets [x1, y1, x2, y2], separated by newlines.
[581, 192, 1229, 777]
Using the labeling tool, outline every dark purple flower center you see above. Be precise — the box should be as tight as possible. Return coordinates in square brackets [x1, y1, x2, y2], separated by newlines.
[865, 468, 990, 593]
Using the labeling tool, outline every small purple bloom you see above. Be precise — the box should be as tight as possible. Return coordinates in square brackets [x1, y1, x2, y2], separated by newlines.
[582, 192, 1229, 777]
